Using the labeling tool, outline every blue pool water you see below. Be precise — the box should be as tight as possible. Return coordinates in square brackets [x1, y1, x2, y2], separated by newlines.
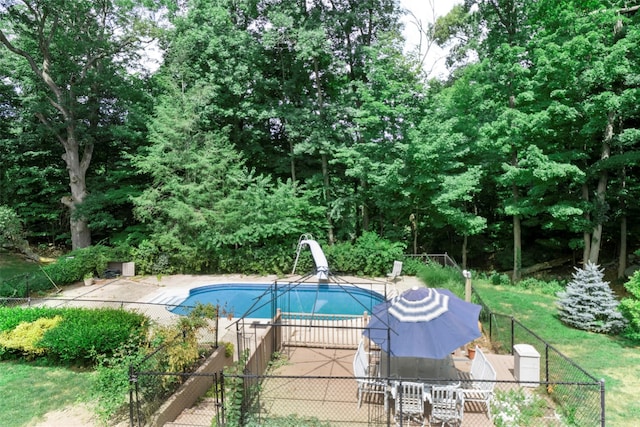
[170, 283, 384, 318]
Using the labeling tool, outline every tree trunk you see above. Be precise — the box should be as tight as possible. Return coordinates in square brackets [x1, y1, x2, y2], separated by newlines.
[410, 213, 417, 255]
[588, 111, 614, 264]
[313, 56, 334, 245]
[322, 153, 335, 245]
[289, 138, 296, 183]
[619, 215, 627, 279]
[618, 166, 627, 279]
[513, 214, 521, 282]
[60, 128, 93, 249]
[360, 179, 369, 232]
[462, 234, 468, 271]
[0, 22, 95, 250]
[582, 183, 590, 266]
[511, 143, 521, 282]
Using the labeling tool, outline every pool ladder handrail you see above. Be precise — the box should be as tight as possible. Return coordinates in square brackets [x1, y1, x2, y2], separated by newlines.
[292, 233, 315, 275]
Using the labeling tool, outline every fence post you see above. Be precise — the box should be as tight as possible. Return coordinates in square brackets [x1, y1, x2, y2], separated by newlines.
[218, 371, 225, 426]
[510, 316, 515, 354]
[215, 305, 219, 348]
[545, 345, 549, 383]
[600, 378, 606, 427]
[128, 364, 139, 427]
[463, 270, 472, 302]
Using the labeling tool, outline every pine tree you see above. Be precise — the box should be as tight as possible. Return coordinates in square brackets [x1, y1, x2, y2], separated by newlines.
[557, 261, 626, 334]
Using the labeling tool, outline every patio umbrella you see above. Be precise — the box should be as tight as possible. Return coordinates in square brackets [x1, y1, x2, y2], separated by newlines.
[363, 286, 481, 359]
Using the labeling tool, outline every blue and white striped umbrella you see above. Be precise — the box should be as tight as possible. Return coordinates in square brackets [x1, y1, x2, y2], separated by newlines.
[364, 286, 481, 359]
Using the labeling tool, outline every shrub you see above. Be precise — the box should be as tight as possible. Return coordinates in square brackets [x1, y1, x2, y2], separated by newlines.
[489, 272, 512, 286]
[93, 339, 151, 423]
[0, 306, 148, 365]
[92, 303, 218, 423]
[0, 205, 25, 247]
[325, 232, 405, 276]
[517, 277, 564, 296]
[0, 306, 61, 331]
[40, 245, 113, 287]
[400, 256, 425, 276]
[417, 262, 463, 291]
[0, 316, 62, 358]
[38, 308, 149, 364]
[556, 261, 627, 334]
[620, 270, 640, 341]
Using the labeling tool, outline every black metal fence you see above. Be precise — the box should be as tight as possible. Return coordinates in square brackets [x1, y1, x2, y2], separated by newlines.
[484, 312, 604, 426]
[406, 253, 460, 269]
[140, 314, 604, 427]
[474, 292, 605, 427]
[223, 372, 603, 427]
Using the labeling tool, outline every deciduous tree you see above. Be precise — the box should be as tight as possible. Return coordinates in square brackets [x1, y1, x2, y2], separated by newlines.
[0, 0, 162, 249]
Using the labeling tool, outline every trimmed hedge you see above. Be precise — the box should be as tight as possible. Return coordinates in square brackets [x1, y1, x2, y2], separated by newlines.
[0, 306, 148, 365]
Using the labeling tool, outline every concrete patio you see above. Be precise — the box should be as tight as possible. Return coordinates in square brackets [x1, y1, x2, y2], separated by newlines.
[255, 346, 517, 426]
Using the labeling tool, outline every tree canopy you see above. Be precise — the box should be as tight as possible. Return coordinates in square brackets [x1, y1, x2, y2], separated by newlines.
[2, 0, 640, 277]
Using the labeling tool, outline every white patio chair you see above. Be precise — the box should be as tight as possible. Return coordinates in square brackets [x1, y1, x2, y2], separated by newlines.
[353, 339, 388, 410]
[387, 260, 403, 282]
[429, 386, 463, 426]
[458, 346, 496, 419]
[394, 381, 425, 426]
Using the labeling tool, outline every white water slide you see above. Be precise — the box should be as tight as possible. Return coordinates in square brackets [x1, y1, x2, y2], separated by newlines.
[293, 236, 330, 281]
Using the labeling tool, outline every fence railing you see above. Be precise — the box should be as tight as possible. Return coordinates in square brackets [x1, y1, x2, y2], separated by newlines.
[406, 253, 460, 270]
[279, 312, 368, 348]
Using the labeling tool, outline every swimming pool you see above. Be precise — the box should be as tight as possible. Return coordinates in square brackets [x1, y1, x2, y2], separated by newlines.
[170, 283, 385, 318]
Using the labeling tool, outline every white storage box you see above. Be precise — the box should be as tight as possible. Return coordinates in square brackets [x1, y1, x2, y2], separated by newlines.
[121, 262, 135, 277]
[514, 344, 540, 387]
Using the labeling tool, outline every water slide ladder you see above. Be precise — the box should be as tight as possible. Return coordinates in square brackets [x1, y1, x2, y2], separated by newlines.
[292, 234, 330, 281]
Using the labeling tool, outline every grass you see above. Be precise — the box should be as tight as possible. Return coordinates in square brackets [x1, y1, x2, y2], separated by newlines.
[1, 254, 95, 426]
[0, 252, 41, 282]
[471, 280, 640, 427]
[0, 361, 94, 427]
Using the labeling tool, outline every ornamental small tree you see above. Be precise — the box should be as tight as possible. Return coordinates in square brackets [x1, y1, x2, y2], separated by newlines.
[556, 261, 626, 334]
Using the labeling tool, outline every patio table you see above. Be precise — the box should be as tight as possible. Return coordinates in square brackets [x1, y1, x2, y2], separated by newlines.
[385, 354, 461, 403]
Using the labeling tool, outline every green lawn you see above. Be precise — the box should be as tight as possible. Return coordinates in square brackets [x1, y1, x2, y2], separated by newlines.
[0, 361, 94, 427]
[473, 281, 640, 427]
[0, 252, 41, 282]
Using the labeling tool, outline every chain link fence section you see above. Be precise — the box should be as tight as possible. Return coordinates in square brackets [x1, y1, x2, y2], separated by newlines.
[226, 374, 387, 426]
[483, 311, 604, 426]
[225, 371, 595, 426]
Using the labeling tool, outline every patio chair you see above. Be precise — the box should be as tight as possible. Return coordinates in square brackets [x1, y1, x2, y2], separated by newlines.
[387, 260, 403, 282]
[458, 346, 496, 419]
[429, 386, 463, 426]
[394, 381, 425, 426]
[353, 339, 388, 410]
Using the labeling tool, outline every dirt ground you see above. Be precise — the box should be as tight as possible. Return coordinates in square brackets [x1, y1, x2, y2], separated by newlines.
[27, 403, 99, 427]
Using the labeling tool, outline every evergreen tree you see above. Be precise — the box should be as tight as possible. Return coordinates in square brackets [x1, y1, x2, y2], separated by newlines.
[557, 261, 626, 334]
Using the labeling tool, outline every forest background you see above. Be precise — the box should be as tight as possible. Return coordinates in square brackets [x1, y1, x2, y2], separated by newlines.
[1, 0, 640, 283]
